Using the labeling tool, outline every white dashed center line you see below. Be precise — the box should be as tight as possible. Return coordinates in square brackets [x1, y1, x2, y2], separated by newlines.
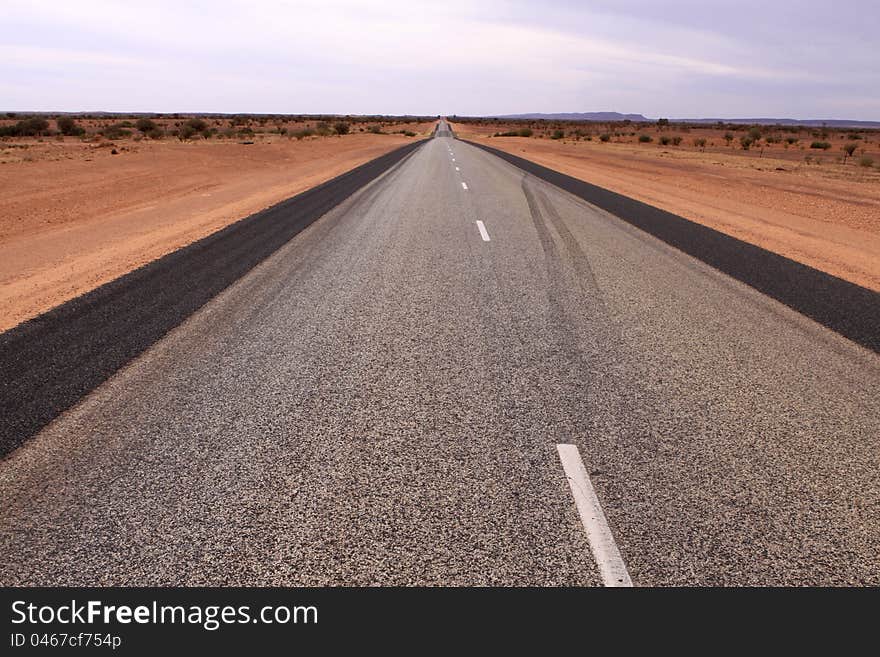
[475, 220, 490, 241]
[461, 182, 468, 190]
[556, 444, 633, 587]
[455, 167, 460, 171]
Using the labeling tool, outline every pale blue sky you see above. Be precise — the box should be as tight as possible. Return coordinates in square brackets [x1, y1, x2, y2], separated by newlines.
[3, 0, 878, 119]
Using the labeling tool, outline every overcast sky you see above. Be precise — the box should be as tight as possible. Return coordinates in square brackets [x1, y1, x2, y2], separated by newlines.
[3, 0, 878, 119]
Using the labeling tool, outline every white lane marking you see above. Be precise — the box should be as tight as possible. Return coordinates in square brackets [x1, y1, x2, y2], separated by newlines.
[452, 158, 456, 162]
[556, 444, 633, 587]
[455, 166, 460, 171]
[461, 182, 468, 190]
[476, 220, 490, 241]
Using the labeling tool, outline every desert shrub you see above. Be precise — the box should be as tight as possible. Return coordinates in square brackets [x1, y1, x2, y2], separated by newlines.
[599, 133, 611, 142]
[724, 132, 734, 145]
[0, 117, 50, 137]
[638, 134, 652, 143]
[785, 137, 798, 145]
[145, 127, 164, 140]
[136, 118, 157, 134]
[658, 135, 671, 145]
[368, 125, 383, 134]
[847, 133, 862, 140]
[810, 141, 831, 150]
[693, 137, 707, 150]
[748, 127, 762, 141]
[334, 122, 350, 135]
[57, 117, 85, 136]
[740, 136, 754, 150]
[842, 143, 858, 162]
[859, 156, 874, 167]
[179, 125, 197, 141]
[403, 130, 416, 137]
[518, 128, 533, 137]
[671, 136, 682, 146]
[184, 118, 207, 132]
[551, 129, 565, 140]
[293, 128, 314, 140]
[315, 122, 331, 136]
[103, 124, 132, 139]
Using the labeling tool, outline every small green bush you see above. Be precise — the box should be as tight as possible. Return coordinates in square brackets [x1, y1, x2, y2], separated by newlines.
[334, 122, 350, 135]
[740, 136, 754, 150]
[368, 125, 383, 134]
[638, 134, 652, 143]
[57, 117, 85, 136]
[810, 141, 832, 150]
[599, 133, 611, 142]
[184, 118, 207, 132]
[551, 129, 565, 140]
[659, 135, 671, 145]
[693, 137, 707, 150]
[859, 156, 874, 167]
[136, 118, 157, 134]
[671, 136, 682, 146]
[518, 128, 533, 137]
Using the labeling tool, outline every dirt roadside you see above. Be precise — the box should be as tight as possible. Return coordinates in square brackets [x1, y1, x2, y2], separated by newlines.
[0, 128, 431, 331]
[452, 122, 880, 293]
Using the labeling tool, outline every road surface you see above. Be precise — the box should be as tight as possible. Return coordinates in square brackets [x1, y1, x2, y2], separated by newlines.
[1, 122, 878, 585]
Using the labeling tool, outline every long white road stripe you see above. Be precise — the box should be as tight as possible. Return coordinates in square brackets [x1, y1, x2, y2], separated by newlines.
[461, 182, 468, 190]
[556, 444, 633, 587]
[476, 220, 490, 241]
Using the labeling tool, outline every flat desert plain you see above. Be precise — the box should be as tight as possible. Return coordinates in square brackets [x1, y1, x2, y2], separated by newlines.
[452, 120, 880, 293]
[0, 117, 432, 331]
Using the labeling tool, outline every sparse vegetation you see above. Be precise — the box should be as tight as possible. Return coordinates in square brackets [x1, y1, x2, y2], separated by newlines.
[859, 156, 874, 167]
[811, 141, 832, 150]
[638, 134, 652, 143]
[551, 129, 565, 140]
[57, 117, 85, 136]
[0, 117, 50, 137]
[334, 122, 350, 135]
[599, 133, 611, 142]
[136, 118, 157, 134]
[693, 137, 707, 151]
[740, 136, 754, 151]
[842, 143, 858, 163]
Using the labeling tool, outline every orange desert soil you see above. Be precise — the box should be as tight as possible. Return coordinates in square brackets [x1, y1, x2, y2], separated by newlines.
[453, 123, 880, 294]
[0, 129, 430, 331]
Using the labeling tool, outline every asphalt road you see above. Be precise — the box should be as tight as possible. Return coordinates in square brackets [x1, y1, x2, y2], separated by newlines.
[1, 122, 878, 585]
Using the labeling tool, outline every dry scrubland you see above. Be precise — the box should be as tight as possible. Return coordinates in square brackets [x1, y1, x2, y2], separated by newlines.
[452, 118, 880, 293]
[0, 114, 434, 330]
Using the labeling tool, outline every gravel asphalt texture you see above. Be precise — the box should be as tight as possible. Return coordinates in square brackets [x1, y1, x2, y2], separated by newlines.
[1, 123, 878, 585]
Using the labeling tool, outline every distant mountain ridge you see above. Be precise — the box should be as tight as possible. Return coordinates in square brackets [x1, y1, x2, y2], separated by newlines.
[492, 112, 880, 128]
[496, 112, 649, 122]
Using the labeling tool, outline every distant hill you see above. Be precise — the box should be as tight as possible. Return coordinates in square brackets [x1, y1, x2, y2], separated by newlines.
[672, 117, 880, 128]
[495, 112, 649, 122]
[490, 112, 879, 128]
